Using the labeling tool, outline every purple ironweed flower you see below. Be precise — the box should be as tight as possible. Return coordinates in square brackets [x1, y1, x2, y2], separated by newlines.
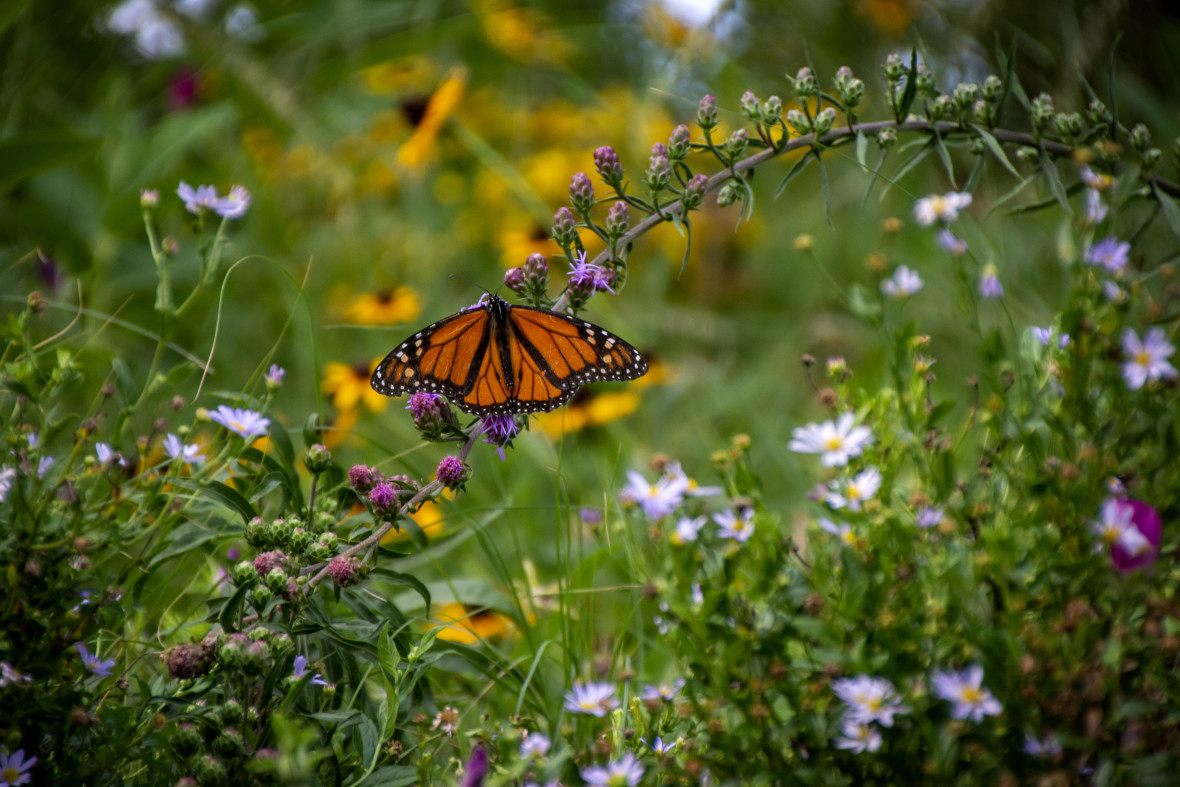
[76, 642, 116, 677]
[567, 252, 614, 295]
[1085, 236, 1129, 273]
[368, 482, 398, 518]
[327, 556, 362, 587]
[436, 455, 467, 488]
[292, 655, 328, 686]
[348, 464, 381, 494]
[208, 405, 269, 439]
[481, 414, 519, 461]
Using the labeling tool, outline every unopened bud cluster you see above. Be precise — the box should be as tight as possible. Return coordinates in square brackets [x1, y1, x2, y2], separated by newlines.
[569, 172, 596, 218]
[594, 146, 624, 192]
[833, 67, 864, 110]
[505, 253, 550, 304]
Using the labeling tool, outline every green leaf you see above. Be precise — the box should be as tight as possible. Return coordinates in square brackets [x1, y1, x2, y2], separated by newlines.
[203, 480, 259, 524]
[931, 129, 955, 186]
[1038, 151, 1072, 214]
[775, 149, 815, 198]
[968, 125, 1021, 179]
[370, 568, 431, 611]
[897, 49, 919, 119]
[1151, 182, 1180, 244]
[964, 154, 986, 193]
[218, 583, 251, 632]
[855, 130, 867, 169]
[817, 152, 833, 228]
[362, 766, 419, 787]
[111, 357, 138, 407]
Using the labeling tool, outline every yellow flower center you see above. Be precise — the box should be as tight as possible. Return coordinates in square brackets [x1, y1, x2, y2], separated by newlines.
[961, 687, 983, 704]
[1136, 351, 1151, 366]
[2, 767, 18, 782]
[824, 436, 844, 451]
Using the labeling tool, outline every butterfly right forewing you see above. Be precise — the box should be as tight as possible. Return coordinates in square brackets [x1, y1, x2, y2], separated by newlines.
[370, 308, 491, 399]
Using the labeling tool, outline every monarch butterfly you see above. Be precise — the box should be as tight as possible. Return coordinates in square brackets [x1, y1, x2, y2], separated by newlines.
[370, 295, 648, 417]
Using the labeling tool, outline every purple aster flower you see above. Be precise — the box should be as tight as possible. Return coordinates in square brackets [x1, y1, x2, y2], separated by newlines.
[834, 719, 882, 753]
[208, 405, 270, 439]
[264, 364, 285, 388]
[646, 735, 678, 755]
[481, 414, 519, 461]
[978, 265, 1003, 299]
[520, 733, 550, 758]
[214, 185, 251, 219]
[0, 748, 36, 785]
[1023, 734, 1063, 758]
[831, 674, 909, 727]
[163, 433, 205, 465]
[789, 413, 873, 467]
[581, 753, 644, 787]
[1031, 327, 1069, 349]
[671, 515, 706, 544]
[0, 467, 14, 503]
[76, 642, 116, 677]
[1121, 327, 1178, 390]
[937, 228, 967, 255]
[932, 665, 1002, 721]
[880, 265, 924, 297]
[37, 456, 53, 479]
[0, 662, 31, 688]
[915, 505, 943, 529]
[640, 678, 685, 702]
[1084, 189, 1107, 225]
[177, 181, 221, 215]
[1085, 236, 1129, 273]
[563, 681, 619, 717]
[714, 507, 755, 542]
[292, 655, 328, 686]
[618, 469, 688, 520]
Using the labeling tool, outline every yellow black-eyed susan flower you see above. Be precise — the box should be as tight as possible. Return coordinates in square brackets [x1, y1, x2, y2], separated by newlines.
[342, 286, 422, 326]
[431, 602, 516, 644]
[396, 65, 468, 171]
[322, 360, 389, 413]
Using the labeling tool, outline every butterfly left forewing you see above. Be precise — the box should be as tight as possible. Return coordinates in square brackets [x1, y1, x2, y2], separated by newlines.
[370, 309, 489, 399]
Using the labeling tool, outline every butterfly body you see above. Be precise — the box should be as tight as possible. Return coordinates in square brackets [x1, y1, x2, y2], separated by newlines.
[371, 295, 648, 417]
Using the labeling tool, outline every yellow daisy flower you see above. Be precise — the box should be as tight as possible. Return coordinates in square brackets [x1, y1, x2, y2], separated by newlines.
[342, 286, 422, 326]
[322, 360, 388, 413]
[431, 602, 516, 644]
[397, 65, 468, 171]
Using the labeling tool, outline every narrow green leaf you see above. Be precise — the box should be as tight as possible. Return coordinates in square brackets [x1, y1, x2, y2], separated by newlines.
[969, 125, 1021, 179]
[882, 140, 933, 198]
[931, 129, 956, 186]
[855, 130, 867, 169]
[988, 173, 1039, 215]
[860, 149, 889, 212]
[898, 49, 919, 119]
[775, 149, 815, 198]
[1106, 32, 1123, 142]
[1038, 151, 1072, 214]
[218, 584, 251, 632]
[817, 152, 833, 228]
[964, 154, 987, 193]
[203, 480, 258, 524]
[111, 358, 137, 406]
[371, 568, 432, 611]
[1151, 183, 1180, 244]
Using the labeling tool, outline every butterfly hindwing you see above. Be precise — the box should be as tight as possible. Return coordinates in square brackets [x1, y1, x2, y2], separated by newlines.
[371, 295, 648, 417]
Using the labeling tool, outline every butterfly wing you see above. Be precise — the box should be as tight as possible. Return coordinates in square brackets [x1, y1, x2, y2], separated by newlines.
[370, 308, 492, 401]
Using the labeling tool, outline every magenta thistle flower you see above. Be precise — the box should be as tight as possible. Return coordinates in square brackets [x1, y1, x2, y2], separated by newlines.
[327, 556, 362, 587]
[1121, 327, 1178, 390]
[368, 482, 398, 518]
[563, 681, 619, 717]
[348, 464, 381, 493]
[208, 405, 270, 439]
[0, 748, 36, 785]
[76, 642, 116, 677]
[253, 550, 287, 576]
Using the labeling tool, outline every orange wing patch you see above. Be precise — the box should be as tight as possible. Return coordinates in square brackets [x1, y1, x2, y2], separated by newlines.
[463, 335, 511, 411]
[512, 310, 595, 381]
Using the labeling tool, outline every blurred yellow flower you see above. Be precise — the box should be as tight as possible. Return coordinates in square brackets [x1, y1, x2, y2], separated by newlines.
[318, 408, 358, 451]
[322, 360, 388, 413]
[397, 65, 468, 171]
[431, 602, 516, 644]
[498, 223, 555, 269]
[362, 55, 436, 95]
[860, 0, 913, 33]
[382, 495, 450, 544]
[342, 286, 422, 326]
[472, 0, 572, 65]
[534, 389, 641, 437]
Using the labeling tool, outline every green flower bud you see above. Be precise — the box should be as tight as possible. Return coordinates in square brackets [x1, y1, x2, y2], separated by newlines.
[265, 568, 288, 594]
[313, 510, 334, 532]
[968, 136, 986, 156]
[724, 128, 748, 159]
[174, 723, 203, 757]
[218, 699, 243, 725]
[289, 527, 312, 555]
[1130, 123, 1151, 151]
[792, 67, 817, 99]
[696, 94, 717, 131]
[194, 754, 226, 786]
[232, 561, 258, 588]
[552, 207, 577, 248]
[268, 631, 293, 658]
[971, 100, 989, 125]
[267, 518, 292, 548]
[1031, 93, 1055, 132]
[881, 53, 906, 83]
[812, 108, 836, 136]
[681, 174, 708, 211]
[1087, 99, 1108, 125]
[303, 444, 332, 474]
[952, 82, 979, 113]
[716, 180, 742, 207]
[307, 541, 330, 561]
[245, 517, 267, 548]
[928, 95, 953, 120]
[785, 109, 810, 135]
[915, 65, 935, 98]
[762, 95, 783, 122]
[877, 127, 897, 148]
[1053, 112, 1084, 140]
[213, 728, 243, 758]
[249, 585, 274, 611]
[739, 90, 760, 121]
[140, 188, 160, 209]
[240, 640, 269, 676]
[1142, 147, 1162, 169]
[320, 531, 338, 549]
[668, 125, 691, 161]
[1016, 146, 1039, 163]
[982, 75, 1003, 104]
